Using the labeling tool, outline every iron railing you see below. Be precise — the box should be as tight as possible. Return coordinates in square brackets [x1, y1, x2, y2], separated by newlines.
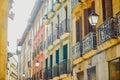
[82, 32, 96, 54]
[60, 19, 70, 36]
[71, 0, 81, 9]
[44, 68, 52, 80]
[116, 11, 120, 35]
[52, 64, 59, 77]
[72, 42, 82, 60]
[98, 18, 116, 45]
[59, 59, 70, 75]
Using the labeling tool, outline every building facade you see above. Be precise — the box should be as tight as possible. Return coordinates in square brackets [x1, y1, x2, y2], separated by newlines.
[7, 55, 18, 80]
[71, 0, 120, 80]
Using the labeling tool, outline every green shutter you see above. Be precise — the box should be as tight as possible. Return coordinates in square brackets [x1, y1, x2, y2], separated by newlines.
[56, 49, 59, 64]
[63, 44, 68, 60]
[50, 55, 53, 68]
[46, 58, 48, 69]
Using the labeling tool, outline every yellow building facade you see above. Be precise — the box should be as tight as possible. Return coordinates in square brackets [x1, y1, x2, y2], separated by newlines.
[0, 0, 9, 80]
[43, 0, 72, 80]
[72, 0, 120, 80]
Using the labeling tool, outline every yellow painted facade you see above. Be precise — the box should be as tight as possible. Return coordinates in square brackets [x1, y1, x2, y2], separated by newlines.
[0, 0, 8, 80]
[72, 0, 120, 80]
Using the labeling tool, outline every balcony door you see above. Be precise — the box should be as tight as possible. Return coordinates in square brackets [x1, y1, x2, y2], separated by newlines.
[63, 44, 68, 60]
[56, 49, 59, 64]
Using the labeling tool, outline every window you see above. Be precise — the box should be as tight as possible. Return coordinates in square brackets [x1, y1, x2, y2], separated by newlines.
[109, 58, 120, 80]
[63, 44, 68, 60]
[45, 58, 48, 69]
[102, 0, 113, 21]
[56, 49, 59, 64]
[50, 55, 53, 68]
[77, 71, 84, 80]
[87, 66, 96, 80]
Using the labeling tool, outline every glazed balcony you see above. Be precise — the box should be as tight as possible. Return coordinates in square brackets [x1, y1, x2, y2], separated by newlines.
[71, 0, 81, 10]
[54, 0, 61, 11]
[72, 42, 82, 60]
[52, 64, 59, 78]
[59, 59, 70, 75]
[43, 14, 49, 25]
[116, 11, 120, 35]
[60, 19, 70, 39]
[98, 18, 116, 45]
[82, 32, 96, 54]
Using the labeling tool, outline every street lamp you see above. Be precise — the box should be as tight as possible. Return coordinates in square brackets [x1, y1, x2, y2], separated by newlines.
[88, 10, 99, 26]
[35, 60, 39, 67]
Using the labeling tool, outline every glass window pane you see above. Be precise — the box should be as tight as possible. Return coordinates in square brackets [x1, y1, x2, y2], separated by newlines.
[109, 58, 120, 80]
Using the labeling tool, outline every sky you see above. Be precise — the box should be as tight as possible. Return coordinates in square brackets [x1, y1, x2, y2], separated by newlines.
[8, 0, 36, 53]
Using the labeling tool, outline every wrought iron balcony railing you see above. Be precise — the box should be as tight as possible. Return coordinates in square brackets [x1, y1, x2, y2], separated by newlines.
[71, 0, 81, 10]
[116, 11, 120, 35]
[98, 18, 116, 45]
[60, 19, 70, 36]
[72, 42, 82, 60]
[59, 59, 70, 75]
[52, 64, 59, 77]
[48, 34, 53, 47]
[82, 32, 96, 54]
[44, 68, 52, 80]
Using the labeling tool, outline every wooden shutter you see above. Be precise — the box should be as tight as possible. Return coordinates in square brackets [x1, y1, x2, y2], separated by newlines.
[84, 8, 92, 35]
[76, 17, 82, 42]
[102, 0, 113, 21]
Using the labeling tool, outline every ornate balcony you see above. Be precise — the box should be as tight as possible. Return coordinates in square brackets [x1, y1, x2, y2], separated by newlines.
[82, 32, 96, 54]
[52, 64, 59, 77]
[43, 14, 49, 25]
[60, 19, 70, 38]
[71, 0, 81, 10]
[116, 11, 120, 35]
[44, 68, 52, 80]
[98, 18, 116, 45]
[72, 42, 82, 60]
[54, 0, 61, 11]
[59, 59, 70, 75]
